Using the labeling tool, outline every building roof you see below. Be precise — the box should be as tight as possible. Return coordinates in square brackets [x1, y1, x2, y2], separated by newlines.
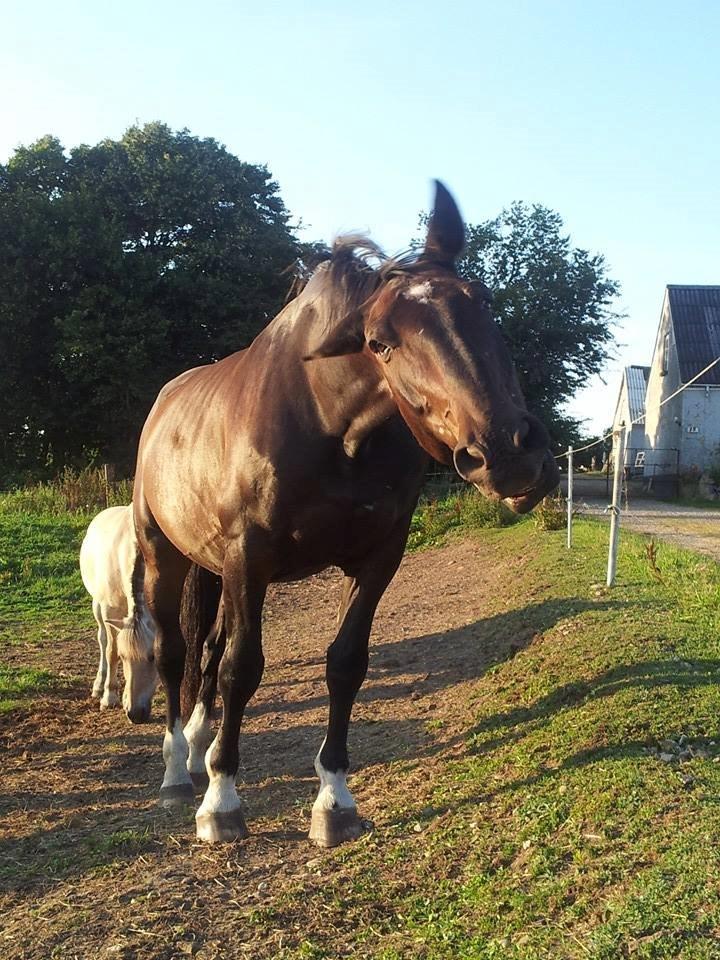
[667, 285, 720, 386]
[625, 365, 650, 422]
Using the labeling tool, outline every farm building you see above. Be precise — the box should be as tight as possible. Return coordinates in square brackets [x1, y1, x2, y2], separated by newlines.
[644, 285, 720, 473]
[611, 364, 650, 468]
[612, 285, 720, 476]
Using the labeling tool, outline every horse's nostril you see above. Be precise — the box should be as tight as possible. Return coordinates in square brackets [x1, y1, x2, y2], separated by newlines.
[454, 443, 486, 479]
[513, 415, 549, 453]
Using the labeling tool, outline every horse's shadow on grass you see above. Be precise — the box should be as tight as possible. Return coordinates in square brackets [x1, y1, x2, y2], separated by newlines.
[4, 595, 715, 892]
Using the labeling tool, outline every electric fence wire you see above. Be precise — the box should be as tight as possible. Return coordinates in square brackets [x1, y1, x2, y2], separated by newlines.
[556, 354, 720, 460]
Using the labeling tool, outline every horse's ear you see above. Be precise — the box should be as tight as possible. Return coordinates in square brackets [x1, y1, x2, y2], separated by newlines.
[422, 180, 465, 268]
[303, 309, 365, 360]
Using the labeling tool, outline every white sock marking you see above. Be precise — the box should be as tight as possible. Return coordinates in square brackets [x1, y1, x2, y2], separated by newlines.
[313, 743, 356, 812]
[161, 718, 192, 789]
[196, 734, 241, 817]
[184, 703, 213, 775]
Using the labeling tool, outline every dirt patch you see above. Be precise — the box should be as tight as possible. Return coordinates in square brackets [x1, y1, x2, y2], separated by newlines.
[1, 535, 550, 959]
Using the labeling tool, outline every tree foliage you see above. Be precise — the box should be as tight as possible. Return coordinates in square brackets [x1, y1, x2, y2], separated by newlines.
[455, 202, 619, 446]
[0, 124, 300, 482]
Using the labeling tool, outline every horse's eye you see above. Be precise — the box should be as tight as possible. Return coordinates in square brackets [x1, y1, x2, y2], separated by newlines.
[148, 654, 155, 664]
[368, 340, 393, 362]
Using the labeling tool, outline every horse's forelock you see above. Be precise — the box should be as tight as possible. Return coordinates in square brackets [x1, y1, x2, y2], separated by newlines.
[293, 235, 422, 323]
[116, 615, 154, 661]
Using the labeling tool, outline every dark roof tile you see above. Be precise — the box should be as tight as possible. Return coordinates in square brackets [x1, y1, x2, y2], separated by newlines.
[667, 286, 720, 385]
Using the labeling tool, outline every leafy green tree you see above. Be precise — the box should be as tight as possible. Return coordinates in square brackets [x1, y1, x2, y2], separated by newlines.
[0, 124, 300, 481]
[455, 202, 619, 447]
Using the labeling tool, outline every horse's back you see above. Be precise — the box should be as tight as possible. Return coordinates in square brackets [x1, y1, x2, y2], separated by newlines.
[79, 505, 136, 612]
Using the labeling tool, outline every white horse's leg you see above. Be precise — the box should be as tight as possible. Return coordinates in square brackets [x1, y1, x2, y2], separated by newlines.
[184, 702, 213, 791]
[100, 612, 120, 709]
[91, 601, 107, 699]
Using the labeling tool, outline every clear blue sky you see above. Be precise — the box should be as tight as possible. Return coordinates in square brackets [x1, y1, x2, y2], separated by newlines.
[3, 0, 719, 433]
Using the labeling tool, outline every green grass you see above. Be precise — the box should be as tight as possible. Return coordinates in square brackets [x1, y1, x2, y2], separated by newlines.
[260, 521, 720, 959]
[0, 508, 91, 649]
[0, 665, 56, 712]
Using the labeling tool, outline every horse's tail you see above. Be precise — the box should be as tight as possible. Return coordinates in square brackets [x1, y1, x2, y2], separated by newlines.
[179, 564, 223, 722]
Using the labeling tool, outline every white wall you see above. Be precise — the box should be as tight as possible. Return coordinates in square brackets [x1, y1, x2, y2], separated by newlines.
[680, 388, 720, 471]
[644, 293, 682, 467]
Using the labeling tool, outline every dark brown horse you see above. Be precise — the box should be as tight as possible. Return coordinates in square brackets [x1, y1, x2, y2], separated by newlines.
[132, 182, 559, 846]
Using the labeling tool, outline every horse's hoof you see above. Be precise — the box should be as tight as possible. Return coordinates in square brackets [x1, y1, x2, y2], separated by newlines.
[190, 770, 210, 794]
[99, 694, 120, 710]
[158, 782, 196, 809]
[91, 687, 103, 700]
[309, 807, 369, 848]
[196, 809, 249, 843]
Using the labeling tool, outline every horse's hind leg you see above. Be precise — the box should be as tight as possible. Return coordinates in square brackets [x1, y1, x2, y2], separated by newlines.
[310, 524, 409, 848]
[185, 600, 226, 794]
[195, 537, 267, 843]
[135, 503, 192, 807]
[91, 601, 108, 700]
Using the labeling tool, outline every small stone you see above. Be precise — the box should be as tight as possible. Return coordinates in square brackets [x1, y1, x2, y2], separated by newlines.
[659, 753, 676, 763]
[680, 774, 695, 790]
[660, 739, 678, 753]
[558, 784, 567, 795]
[678, 750, 692, 762]
[522, 839, 532, 850]
[257, 882, 268, 893]
[413, 822, 423, 833]
[678, 734, 690, 747]
[690, 746, 711, 760]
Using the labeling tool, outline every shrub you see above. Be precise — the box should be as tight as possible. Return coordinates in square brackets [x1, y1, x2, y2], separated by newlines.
[0, 467, 133, 516]
[532, 495, 567, 531]
[408, 489, 515, 550]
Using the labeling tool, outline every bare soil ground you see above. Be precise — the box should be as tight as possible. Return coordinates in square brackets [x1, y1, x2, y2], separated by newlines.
[1, 536, 527, 959]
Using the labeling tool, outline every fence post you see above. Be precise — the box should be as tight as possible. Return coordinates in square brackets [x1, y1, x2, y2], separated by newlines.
[606, 425, 625, 587]
[566, 445, 573, 549]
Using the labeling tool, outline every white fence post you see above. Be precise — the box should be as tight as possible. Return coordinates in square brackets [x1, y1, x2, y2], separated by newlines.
[566, 445, 573, 549]
[606, 425, 625, 586]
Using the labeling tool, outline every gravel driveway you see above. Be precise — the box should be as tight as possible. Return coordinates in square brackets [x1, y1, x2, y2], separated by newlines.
[575, 496, 720, 562]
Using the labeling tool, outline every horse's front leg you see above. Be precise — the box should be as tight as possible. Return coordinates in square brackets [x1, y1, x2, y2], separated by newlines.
[310, 523, 410, 848]
[91, 601, 108, 700]
[195, 540, 267, 843]
[99, 618, 120, 710]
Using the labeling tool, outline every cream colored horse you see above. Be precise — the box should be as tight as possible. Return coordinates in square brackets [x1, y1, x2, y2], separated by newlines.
[79, 505, 158, 722]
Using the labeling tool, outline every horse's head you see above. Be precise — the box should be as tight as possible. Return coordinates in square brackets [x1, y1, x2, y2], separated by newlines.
[112, 613, 158, 723]
[308, 182, 559, 512]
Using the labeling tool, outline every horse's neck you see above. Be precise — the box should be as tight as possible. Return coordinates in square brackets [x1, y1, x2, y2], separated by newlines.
[260, 296, 399, 458]
[305, 352, 398, 458]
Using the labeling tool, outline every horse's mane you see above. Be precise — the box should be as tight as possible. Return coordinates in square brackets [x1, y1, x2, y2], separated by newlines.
[287, 235, 421, 323]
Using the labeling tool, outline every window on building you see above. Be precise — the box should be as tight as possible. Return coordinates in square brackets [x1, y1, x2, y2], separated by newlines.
[660, 332, 669, 376]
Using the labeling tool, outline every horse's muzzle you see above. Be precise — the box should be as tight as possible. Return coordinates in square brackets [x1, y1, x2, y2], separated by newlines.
[501, 451, 560, 514]
[126, 704, 153, 724]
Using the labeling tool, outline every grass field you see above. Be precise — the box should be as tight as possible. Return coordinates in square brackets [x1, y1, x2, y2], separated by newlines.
[2, 495, 720, 958]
